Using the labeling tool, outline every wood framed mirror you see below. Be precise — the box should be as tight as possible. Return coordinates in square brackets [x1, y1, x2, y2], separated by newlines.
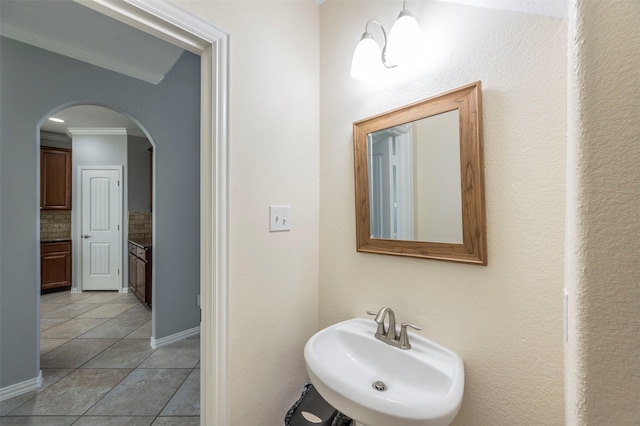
[353, 81, 487, 264]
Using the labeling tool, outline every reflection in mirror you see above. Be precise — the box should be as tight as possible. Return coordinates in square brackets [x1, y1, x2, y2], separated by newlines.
[368, 110, 462, 243]
[353, 81, 486, 264]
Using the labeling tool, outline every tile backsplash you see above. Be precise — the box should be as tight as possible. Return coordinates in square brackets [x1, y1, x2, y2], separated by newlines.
[41, 210, 71, 241]
[40, 210, 152, 241]
[128, 211, 152, 239]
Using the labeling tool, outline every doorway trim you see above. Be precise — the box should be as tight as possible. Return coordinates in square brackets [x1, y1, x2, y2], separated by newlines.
[72, 1, 230, 423]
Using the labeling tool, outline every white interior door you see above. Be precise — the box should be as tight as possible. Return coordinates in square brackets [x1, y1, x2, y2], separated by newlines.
[370, 136, 392, 239]
[80, 167, 122, 291]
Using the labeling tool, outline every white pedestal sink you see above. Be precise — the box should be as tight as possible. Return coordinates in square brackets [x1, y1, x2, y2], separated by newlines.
[304, 318, 464, 426]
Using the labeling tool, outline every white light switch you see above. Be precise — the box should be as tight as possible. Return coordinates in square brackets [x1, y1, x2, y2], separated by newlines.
[269, 205, 291, 232]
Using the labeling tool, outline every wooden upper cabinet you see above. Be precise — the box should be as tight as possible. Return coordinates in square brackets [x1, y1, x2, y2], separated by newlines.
[41, 147, 71, 210]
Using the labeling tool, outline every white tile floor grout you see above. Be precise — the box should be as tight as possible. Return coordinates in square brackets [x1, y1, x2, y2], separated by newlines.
[0, 290, 200, 426]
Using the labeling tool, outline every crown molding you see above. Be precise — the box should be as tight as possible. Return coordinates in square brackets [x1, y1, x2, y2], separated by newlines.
[67, 127, 127, 137]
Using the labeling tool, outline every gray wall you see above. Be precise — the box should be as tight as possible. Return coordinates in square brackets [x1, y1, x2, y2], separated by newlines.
[0, 36, 201, 388]
[127, 136, 152, 212]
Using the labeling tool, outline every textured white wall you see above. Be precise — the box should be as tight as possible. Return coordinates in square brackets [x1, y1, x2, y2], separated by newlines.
[320, 2, 566, 424]
[172, 1, 320, 425]
[565, 0, 640, 423]
[142, 1, 640, 424]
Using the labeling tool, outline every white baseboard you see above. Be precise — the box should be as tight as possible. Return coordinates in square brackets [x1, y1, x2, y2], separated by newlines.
[0, 371, 42, 402]
[151, 325, 200, 349]
[72, 287, 128, 294]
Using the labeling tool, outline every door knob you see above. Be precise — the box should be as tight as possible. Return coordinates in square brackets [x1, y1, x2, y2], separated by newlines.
[82, 235, 91, 239]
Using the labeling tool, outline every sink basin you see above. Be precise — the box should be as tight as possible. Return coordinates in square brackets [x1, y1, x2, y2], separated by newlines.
[304, 318, 464, 426]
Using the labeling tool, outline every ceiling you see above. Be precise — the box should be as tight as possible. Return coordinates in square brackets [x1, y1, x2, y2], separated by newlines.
[437, 0, 568, 19]
[0, 0, 185, 84]
[317, 0, 568, 19]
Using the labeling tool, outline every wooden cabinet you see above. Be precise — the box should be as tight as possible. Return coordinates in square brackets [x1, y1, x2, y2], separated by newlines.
[41, 147, 72, 210]
[41, 241, 71, 293]
[128, 241, 151, 307]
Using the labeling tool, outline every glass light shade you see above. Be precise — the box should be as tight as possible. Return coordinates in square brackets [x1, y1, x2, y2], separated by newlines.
[386, 13, 421, 66]
[350, 35, 384, 81]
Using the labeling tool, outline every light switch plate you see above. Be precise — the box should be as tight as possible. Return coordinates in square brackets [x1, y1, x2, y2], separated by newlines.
[269, 205, 291, 232]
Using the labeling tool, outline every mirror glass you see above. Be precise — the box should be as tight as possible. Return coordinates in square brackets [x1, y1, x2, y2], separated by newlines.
[353, 82, 487, 264]
[368, 110, 462, 243]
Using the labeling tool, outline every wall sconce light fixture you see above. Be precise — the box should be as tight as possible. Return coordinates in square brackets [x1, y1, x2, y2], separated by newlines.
[350, 1, 422, 81]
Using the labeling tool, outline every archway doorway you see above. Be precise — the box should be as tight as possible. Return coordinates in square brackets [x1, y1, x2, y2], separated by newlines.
[40, 104, 155, 302]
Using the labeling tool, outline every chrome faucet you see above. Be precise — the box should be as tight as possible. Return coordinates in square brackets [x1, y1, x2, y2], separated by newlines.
[367, 307, 422, 350]
[373, 306, 397, 341]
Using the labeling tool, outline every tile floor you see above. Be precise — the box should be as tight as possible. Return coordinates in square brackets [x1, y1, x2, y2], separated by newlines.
[0, 290, 200, 425]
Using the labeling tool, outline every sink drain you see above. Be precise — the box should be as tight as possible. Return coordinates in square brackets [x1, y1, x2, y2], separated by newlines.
[372, 381, 387, 392]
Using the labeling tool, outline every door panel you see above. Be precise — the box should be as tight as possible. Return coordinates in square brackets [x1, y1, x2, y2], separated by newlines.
[129, 252, 137, 290]
[81, 168, 121, 291]
[136, 258, 146, 299]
